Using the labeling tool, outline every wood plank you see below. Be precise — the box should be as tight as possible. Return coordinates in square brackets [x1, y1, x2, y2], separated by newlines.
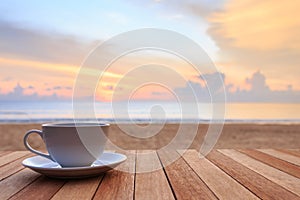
[219, 149, 300, 197]
[0, 151, 30, 167]
[258, 149, 300, 166]
[0, 154, 32, 181]
[290, 149, 300, 153]
[0, 168, 40, 200]
[206, 150, 299, 200]
[276, 149, 300, 158]
[158, 150, 217, 200]
[10, 176, 65, 200]
[51, 176, 102, 200]
[0, 151, 12, 157]
[51, 150, 118, 199]
[238, 149, 300, 178]
[182, 150, 259, 200]
[113, 150, 135, 173]
[135, 150, 174, 200]
[94, 150, 135, 200]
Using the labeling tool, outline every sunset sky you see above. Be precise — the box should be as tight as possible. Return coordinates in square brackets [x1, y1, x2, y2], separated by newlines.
[0, 0, 299, 102]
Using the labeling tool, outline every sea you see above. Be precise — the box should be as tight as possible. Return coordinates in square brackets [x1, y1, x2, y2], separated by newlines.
[0, 101, 299, 124]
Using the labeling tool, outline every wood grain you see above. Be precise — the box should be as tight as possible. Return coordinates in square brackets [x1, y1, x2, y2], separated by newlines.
[219, 149, 300, 196]
[10, 176, 65, 200]
[276, 149, 300, 158]
[258, 149, 300, 166]
[207, 150, 299, 200]
[0, 154, 32, 181]
[0, 151, 30, 167]
[158, 150, 217, 200]
[0, 151, 12, 157]
[51, 176, 102, 200]
[135, 150, 174, 200]
[182, 150, 259, 200]
[1, 149, 300, 200]
[93, 150, 135, 200]
[238, 149, 300, 178]
[0, 168, 40, 200]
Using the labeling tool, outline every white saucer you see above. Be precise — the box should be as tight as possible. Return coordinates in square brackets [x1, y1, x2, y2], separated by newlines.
[22, 152, 127, 179]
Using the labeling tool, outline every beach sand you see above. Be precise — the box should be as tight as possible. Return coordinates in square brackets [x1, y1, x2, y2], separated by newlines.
[1, 123, 299, 151]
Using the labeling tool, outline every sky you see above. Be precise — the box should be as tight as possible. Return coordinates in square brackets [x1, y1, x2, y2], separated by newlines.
[0, 0, 299, 102]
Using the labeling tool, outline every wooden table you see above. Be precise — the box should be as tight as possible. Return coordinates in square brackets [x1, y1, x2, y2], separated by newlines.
[1, 149, 300, 200]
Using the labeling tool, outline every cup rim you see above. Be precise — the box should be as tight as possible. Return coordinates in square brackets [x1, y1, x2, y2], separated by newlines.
[42, 122, 110, 128]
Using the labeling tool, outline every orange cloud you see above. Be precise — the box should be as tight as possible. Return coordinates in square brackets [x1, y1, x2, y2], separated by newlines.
[208, 0, 300, 90]
[210, 0, 300, 51]
[94, 50, 202, 101]
[0, 57, 123, 98]
[0, 57, 78, 74]
[130, 84, 174, 101]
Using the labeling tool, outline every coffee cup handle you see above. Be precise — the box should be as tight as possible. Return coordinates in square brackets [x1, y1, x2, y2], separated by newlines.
[24, 129, 54, 161]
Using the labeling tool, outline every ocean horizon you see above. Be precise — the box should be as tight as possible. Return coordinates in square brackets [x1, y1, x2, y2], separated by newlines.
[0, 101, 299, 124]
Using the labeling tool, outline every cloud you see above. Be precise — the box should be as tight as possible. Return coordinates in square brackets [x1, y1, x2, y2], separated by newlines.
[0, 83, 37, 101]
[175, 71, 300, 103]
[175, 80, 210, 102]
[102, 85, 114, 91]
[0, 83, 63, 101]
[43, 85, 72, 92]
[2, 76, 13, 82]
[228, 71, 300, 102]
[209, 1, 300, 51]
[152, 91, 168, 96]
[207, 0, 300, 85]
[53, 86, 62, 90]
[199, 72, 225, 95]
[131, 0, 223, 19]
[153, 0, 223, 17]
[0, 19, 97, 65]
[1, 72, 298, 102]
[245, 71, 269, 93]
[177, 0, 224, 17]
[65, 86, 72, 90]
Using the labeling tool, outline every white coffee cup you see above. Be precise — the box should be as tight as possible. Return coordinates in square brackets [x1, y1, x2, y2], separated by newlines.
[24, 123, 109, 167]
